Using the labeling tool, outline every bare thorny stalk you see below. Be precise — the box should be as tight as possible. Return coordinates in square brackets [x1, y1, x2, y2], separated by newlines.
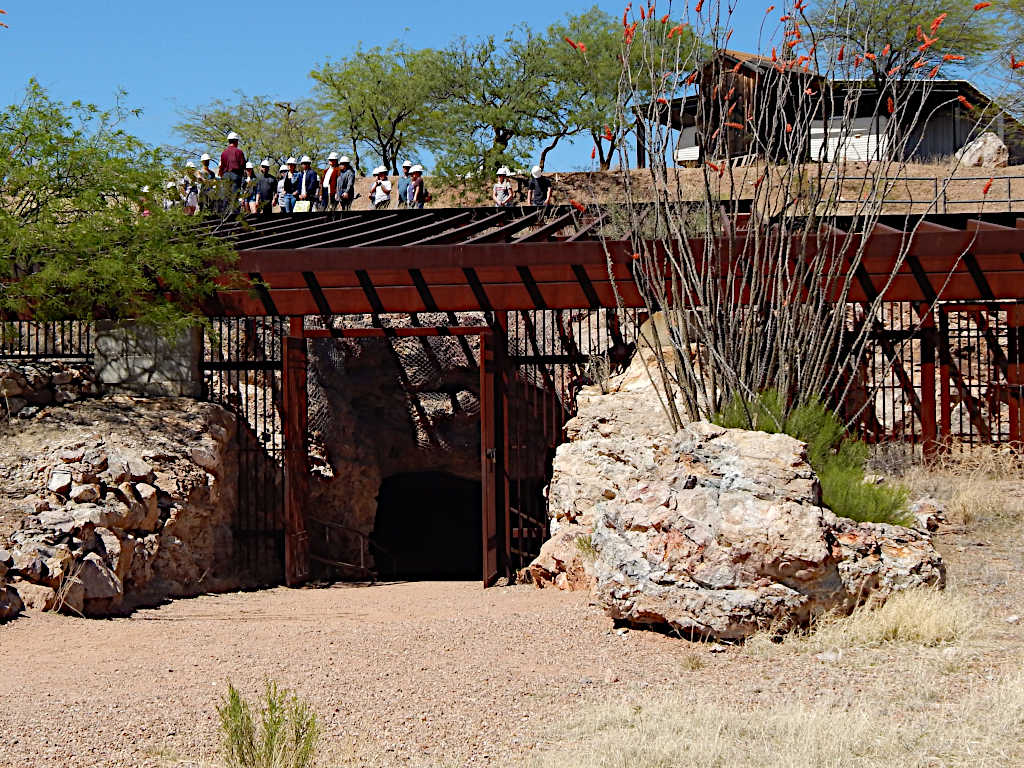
[589, 0, 1004, 430]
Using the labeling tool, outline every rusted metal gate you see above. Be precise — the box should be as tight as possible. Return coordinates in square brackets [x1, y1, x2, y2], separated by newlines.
[201, 317, 287, 584]
[853, 301, 1024, 452]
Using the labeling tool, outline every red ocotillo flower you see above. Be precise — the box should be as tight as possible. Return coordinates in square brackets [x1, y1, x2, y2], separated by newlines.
[928, 64, 941, 77]
[786, 123, 793, 132]
[919, 33, 938, 52]
[974, 2, 991, 9]
[656, 97, 669, 104]
[667, 24, 686, 37]
[577, 42, 587, 52]
[725, 121, 744, 129]
[887, 65, 901, 76]
[765, 4, 775, 11]
[591, 146, 596, 159]
[660, 12, 670, 22]
[887, 97, 895, 114]
[787, 39, 800, 48]
[569, 199, 586, 212]
[726, 28, 734, 41]
[631, 252, 641, 260]
[686, 71, 698, 84]
[882, 43, 891, 56]
[864, 51, 876, 61]
[563, 36, 579, 49]
[958, 94, 974, 109]
[780, 13, 790, 20]
[695, 0, 705, 12]
[837, 45, 845, 61]
[943, 53, 964, 61]
[753, 173, 766, 188]
[640, 5, 646, 18]
[603, 125, 614, 141]
[983, 178, 993, 195]
[913, 59, 926, 69]
[1011, 54, 1024, 69]
[623, 8, 629, 25]
[805, 87, 816, 95]
[732, 59, 742, 72]
[726, 86, 736, 98]
[930, 12, 947, 32]
[771, 46, 778, 61]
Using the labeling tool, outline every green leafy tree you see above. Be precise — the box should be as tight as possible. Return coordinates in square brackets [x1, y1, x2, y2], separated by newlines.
[1, 80, 235, 328]
[311, 43, 443, 173]
[174, 91, 334, 167]
[806, 0, 1000, 84]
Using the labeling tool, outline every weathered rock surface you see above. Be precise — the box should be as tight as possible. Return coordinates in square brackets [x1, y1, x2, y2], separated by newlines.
[955, 132, 1009, 168]
[1, 396, 238, 616]
[0, 360, 97, 418]
[528, 352, 945, 640]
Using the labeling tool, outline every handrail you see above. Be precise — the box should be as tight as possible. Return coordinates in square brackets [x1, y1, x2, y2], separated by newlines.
[307, 516, 397, 581]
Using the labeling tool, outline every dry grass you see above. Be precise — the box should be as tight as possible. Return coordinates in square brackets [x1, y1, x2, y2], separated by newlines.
[898, 444, 1024, 529]
[533, 668, 1024, 768]
[745, 587, 982, 657]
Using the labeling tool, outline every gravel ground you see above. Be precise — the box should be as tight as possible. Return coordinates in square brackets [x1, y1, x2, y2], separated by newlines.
[3, 522, 1023, 768]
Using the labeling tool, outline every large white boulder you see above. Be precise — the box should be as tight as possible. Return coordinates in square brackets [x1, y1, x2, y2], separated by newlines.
[955, 132, 1009, 168]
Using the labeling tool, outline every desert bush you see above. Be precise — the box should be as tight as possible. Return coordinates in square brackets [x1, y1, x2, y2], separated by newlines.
[218, 680, 319, 768]
[714, 390, 910, 525]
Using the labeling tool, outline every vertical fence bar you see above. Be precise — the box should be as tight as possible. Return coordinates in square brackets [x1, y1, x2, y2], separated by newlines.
[1009, 304, 1024, 449]
[282, 317, 310, 586]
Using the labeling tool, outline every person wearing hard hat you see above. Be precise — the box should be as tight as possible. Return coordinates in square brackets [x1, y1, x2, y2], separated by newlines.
[334, 156, 356, 211]
[369, 166, 393, 209]
[407, 164, 428, 209]
[197, 153, 217, 212]
[182, 161, 199, 215]
[492, 167, 514, 207]
[163, 181, 178, 211]
[255, 159, 276, 216]
[218, 131, 246, 195]
[275, 161, 298, 213]
[527, 165, 552, 208]
[321, 152, 342, 211]
[295, 155, 319, 211]
[241, 161, 259, 213]
[397, 160, 413, 207]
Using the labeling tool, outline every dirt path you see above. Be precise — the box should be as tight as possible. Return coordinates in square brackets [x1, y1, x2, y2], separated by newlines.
[3, 520, 1023, 768]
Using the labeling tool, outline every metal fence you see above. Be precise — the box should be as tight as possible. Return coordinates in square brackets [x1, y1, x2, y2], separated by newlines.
[828, 175, 1024, 212]
[0, 320, 93, 361]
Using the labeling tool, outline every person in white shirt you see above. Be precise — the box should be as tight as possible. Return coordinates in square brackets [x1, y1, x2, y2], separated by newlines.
[369, 166, 392, 209]
[492, 166, 514, 207]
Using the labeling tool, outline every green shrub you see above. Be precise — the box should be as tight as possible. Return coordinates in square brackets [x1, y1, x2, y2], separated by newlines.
[714, 391, 911, 525]
[217, 680, 319, 768]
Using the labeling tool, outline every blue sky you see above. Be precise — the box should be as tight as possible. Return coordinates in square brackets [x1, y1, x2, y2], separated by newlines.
[0, 0, 767, 170]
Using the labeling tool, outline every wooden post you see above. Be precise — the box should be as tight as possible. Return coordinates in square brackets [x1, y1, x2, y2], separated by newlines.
[918, 303, 939, 460]
[282, 317, 310, 586]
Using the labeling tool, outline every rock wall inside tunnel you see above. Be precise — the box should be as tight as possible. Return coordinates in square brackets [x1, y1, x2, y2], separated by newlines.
[305, 314, 486, 576]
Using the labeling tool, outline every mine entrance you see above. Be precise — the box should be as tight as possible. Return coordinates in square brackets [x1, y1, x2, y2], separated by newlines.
[372, 472, 483, 580]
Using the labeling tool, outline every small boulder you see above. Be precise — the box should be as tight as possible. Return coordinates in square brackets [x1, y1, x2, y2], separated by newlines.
[0, 583, 23, 622]
[58, 448, 86, 464]
[15, 581, 58, 611]
[78, 552, 123, 615]
[47, 470, 72, 495]
[127, 457, 155, 484]
[69, 484, 101, 504]
[134, 483, 161, 531]
[955, 132, 1009, 168]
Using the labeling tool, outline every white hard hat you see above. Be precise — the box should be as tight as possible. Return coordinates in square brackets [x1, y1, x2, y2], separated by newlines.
[373, 165, 388, 175]
[531, 165, 543, 178]
[409, 164, 424, 173]
[166, 181, 176, 189]
[339, 156, 351, 164]
[300, 155, 312, 164]
[245, 161, 254, 169]
[227, 131, 240, 141]
[497, 166, 511, 176]
[327, 151, 339, 160]
[286, 156, 298, 165]
[185, 160, 196, 168]
[201, 153, 212, 162]
[279, 164, 289, 172]
[402, 160, 412, 168]
[260, 158, 271, 167]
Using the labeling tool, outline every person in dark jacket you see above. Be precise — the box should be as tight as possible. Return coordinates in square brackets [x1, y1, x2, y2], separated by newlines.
[335, 156, 356, 210]
[276, 161, 298, 213]
[321, 151, 342, 211]
[255, 159, 277, 215]
[295, 155, 319, 210]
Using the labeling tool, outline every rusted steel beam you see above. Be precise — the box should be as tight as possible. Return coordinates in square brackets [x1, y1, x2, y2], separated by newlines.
[282, 329, 310, 586]
[512, 211, 576, 242]
[464, 209, 544, 244]
[301, 326, 487, 338]
[415, 210, 512, 245]
[358, 210, 476, 247]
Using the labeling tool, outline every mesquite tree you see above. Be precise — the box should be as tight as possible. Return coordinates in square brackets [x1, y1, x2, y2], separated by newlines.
[595, 0, 1002, 429]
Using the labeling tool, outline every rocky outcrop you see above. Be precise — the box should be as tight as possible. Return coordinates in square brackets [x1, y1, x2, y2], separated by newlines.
[1, 360, 98, 418]
[0, 396, 238, 615]
[0, 548, 23, 622]
[528, 348, 945, 640]
[955, 132, 1009, 169]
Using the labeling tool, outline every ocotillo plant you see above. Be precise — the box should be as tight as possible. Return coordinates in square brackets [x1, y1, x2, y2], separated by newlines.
[576, 0, 1006, 430]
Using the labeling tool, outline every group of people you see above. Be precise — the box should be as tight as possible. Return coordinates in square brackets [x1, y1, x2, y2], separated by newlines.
[166, 133, 554, 215]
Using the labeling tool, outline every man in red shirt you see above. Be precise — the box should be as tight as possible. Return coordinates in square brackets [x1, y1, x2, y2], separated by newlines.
[218, 131, 246, 193]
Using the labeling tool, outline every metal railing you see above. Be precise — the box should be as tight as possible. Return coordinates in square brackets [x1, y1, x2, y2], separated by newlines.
[828, 174, 1024, 213]
[307, 516, 397, 582]
[0, 320, 93, 361]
